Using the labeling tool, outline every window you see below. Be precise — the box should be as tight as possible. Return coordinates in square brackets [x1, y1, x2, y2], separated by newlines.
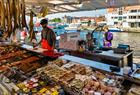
[129, 16, 136, 19]
[130, 10, 137, 13]
[119, 11, 122, 15]
[138, 16, 140, 19]
[130, 23, 135, 27]
[119, 8, 123, 11]
[139, 22, 140, 27]
[123, 16, 127, 19]
[132, 16, 136, 19]
[118, 17, 122, 20]
[114, 22, 118, 24]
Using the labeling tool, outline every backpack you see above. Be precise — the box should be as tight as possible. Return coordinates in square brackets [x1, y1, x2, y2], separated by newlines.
[105, 32, 113, 41]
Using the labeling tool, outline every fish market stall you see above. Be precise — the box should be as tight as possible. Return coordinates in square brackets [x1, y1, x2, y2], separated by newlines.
[0, 44, 140, 95]
[0, 0, 140, 94]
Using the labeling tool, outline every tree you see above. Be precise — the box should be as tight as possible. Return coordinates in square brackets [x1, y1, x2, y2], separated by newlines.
[51, 18, 62, 23]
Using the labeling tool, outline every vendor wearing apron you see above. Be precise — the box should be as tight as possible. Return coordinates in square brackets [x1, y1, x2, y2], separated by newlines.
[36, 19, 56, 51]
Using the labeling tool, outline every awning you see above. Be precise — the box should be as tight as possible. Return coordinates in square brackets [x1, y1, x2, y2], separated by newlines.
[25, 0, 140, 14]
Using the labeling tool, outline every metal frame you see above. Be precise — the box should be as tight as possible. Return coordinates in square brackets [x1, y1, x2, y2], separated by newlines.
[24, 0, 140, 14]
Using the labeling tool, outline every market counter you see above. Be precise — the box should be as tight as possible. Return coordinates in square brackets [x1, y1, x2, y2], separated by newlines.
[60, 54, 123, 76]
[21, 44, 64, 59]
[63, 49, 133, 67]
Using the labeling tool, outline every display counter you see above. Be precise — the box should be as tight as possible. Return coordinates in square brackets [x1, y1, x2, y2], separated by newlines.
[60, 54, 123, 76]
[21, 44, 64, 59]
[62, 49, 133, 67]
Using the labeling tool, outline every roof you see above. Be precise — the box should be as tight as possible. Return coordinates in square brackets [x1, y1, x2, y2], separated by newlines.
[25, 0, 140, 15]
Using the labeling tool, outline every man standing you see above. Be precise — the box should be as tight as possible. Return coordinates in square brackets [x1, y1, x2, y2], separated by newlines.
[36, 19, 56, 51]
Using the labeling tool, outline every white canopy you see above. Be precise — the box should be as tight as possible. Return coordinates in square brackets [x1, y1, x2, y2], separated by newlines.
[25, 0, 140, 14]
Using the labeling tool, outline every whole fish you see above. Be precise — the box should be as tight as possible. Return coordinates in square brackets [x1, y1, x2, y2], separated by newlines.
[5, 0, 13, 38]
[5, 1, 8, 28]
[12, 0, 18, 36]
[21, 0, 28, 29]
[29, 11, 36, 41]
[0, 0, 6, 30]
[0, 2, 1, 26]
[16, 0, 21, 28]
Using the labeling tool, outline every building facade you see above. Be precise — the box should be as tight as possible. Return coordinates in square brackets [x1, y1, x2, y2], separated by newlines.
[106, 5, 140, 28]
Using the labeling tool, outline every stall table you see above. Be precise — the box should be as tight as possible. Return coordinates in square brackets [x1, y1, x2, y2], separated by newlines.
[21, 44, 64, 60]
[63, 49, 133, 67]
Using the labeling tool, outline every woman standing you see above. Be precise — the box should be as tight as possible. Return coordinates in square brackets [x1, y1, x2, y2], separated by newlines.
[103, 26, 113, 47]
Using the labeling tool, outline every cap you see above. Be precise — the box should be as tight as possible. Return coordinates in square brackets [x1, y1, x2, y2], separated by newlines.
[40, 19, 48, 25]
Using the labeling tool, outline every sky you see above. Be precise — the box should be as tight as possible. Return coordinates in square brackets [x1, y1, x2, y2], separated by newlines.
[46, 9, 107, 19]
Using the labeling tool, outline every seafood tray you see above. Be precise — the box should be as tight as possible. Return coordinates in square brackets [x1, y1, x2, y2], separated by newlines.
[62, 62, 86, 75]
[0, 45, 22, 55]
[69, 79, 85, 91]
[0, 52, 33, 66]
[16, 75, 62, 94]
[7, 56, 40, 67]
[0, 50, 26, 61]
[62, 62, 76, 69]
[49, 59, 68, 67]
[59, 71, 75, 84]
[44, 65, 67, 81]
[16, 62, 41, 73]
[3, 67, 28, 83]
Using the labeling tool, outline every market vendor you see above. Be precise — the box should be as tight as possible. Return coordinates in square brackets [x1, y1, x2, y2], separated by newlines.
[35, 19, 56, 51]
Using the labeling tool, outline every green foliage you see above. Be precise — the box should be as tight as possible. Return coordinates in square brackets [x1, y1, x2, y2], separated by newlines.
[51, 18, 62, 22]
